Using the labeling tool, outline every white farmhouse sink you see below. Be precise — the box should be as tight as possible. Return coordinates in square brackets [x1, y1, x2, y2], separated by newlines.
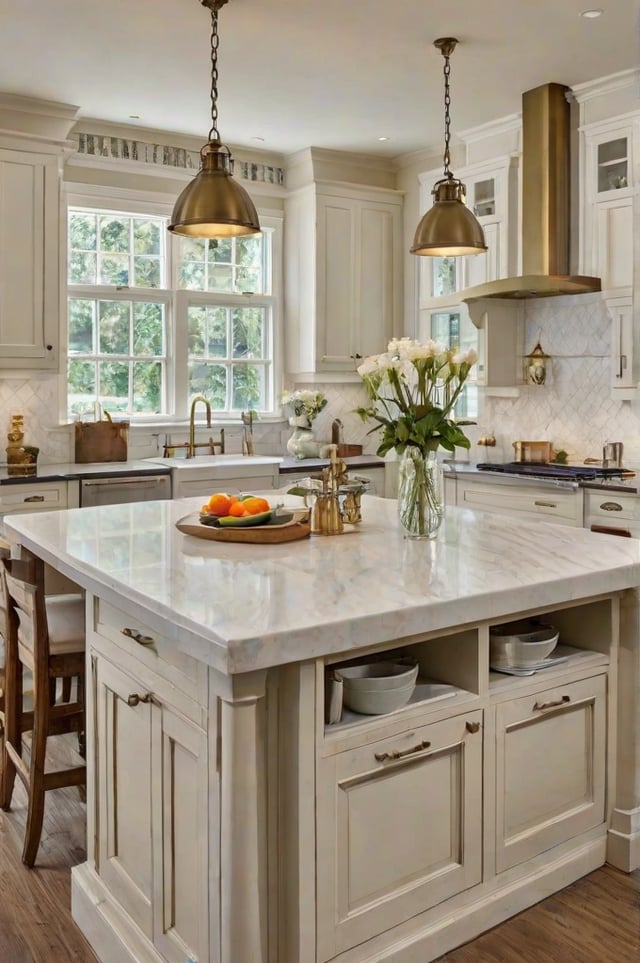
[144, 455, 282, 471]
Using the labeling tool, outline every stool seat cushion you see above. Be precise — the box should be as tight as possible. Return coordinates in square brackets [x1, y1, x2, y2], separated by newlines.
[45, 594, 85, 655]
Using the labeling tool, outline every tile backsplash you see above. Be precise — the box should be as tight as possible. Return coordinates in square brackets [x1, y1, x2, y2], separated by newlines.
[2, 296, 638, 468]
[477, 293, 640, 467]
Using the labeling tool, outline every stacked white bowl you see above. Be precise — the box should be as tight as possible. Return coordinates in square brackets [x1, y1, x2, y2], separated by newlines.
[337, 659, 419, 715]
[489, 619, 559, 669]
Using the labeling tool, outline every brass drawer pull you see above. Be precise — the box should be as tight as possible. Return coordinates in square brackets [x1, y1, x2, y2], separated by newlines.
[23, 495, 45, 503]
[534, 500, 557, 508]
[127, 692, 153, 708]
[466, 720, 481, 733]
[375, 740, 431, 762]
[599, 502, 623, 512]
[122, 627, 155, 646]
[533, 694, 571, 712]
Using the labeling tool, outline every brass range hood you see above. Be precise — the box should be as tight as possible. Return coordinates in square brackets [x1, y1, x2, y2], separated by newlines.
[463, 83, 601, 302]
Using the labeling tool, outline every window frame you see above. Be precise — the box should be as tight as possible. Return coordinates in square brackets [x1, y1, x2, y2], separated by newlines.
[63, 184, 283, 424]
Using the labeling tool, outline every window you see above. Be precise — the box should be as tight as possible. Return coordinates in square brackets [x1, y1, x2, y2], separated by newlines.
[430, 309, 478, 420]
[66, 201, 278, 420]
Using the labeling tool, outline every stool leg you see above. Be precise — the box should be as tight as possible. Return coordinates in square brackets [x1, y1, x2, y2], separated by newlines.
[1, 660, 22, 811]
[61, 677, 72, 703]
[22, 674, 49, 867]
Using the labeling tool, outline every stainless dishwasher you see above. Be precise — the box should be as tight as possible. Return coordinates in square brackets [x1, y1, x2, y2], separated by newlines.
[79, 473, 171, 506]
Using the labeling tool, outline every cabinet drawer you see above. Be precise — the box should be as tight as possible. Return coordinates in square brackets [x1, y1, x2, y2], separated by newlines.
[0, 481, 67, 513]
[92, 598, 207, 719]
[316, 710, 483, 960]
[586, 491, 640, 523]
[459, 482, 581, 524]
[495, 674, 606, 873]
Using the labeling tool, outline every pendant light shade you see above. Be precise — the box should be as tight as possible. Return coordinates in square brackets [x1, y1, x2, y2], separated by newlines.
[411, 38, 486, 258]
[168, 0, 260, 239]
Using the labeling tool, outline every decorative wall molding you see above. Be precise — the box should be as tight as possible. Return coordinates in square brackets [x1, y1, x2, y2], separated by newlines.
[72, 132, 285, 186]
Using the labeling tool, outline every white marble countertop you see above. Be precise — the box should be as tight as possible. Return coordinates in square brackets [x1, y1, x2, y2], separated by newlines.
[6, 495, 640, 675]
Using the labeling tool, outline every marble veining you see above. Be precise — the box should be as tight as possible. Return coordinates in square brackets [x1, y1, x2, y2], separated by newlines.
[6, 495, 640, 674]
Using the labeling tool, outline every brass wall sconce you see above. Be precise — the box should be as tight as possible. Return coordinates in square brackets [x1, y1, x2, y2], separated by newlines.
[524, 342, 551, 385]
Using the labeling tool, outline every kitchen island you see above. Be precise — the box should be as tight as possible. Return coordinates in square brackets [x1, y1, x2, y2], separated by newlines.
[5, 495, 640, 963]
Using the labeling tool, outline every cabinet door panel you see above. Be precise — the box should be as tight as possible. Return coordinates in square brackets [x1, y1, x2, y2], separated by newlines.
[358, 205, 396, 359]
[596, 199, 633, 291]
[464, 221, 499, 289]
[317, 199, 355, 366]
[95, 655, 153, 936]
[316, 711, 482, 960]
[0, 149, 58, 367]
[153, 707, 209, 963]
[495, 674, 606, 873]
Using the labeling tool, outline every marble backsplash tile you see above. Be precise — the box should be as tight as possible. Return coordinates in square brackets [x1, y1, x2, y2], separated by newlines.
[477, 294, 640, 467]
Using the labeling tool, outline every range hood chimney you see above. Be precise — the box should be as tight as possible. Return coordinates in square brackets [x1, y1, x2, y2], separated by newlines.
[463, 83, 601, 301]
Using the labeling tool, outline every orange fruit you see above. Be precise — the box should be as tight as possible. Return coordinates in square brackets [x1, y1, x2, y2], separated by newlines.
[241, 496, 270, 516]
[229, 500, 250, 517]
[201, 504, 210, 515]
[207, 492, 234, 516]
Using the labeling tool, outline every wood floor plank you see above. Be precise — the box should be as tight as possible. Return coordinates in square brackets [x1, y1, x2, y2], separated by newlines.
[438, 865, 640, 962]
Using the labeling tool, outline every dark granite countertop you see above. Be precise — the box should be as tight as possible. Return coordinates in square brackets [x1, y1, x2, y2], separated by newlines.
[0, 460, 172, 486]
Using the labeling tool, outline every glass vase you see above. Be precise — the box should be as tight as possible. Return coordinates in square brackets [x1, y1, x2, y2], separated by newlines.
[397, 448, 443, 539]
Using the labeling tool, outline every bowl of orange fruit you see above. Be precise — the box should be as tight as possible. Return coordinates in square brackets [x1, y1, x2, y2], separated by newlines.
[200, 492, 273, 528]
[177, 492, 310, 543]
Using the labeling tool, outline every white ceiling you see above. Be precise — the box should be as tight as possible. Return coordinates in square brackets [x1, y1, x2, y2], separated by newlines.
[1, 1, 638, 158]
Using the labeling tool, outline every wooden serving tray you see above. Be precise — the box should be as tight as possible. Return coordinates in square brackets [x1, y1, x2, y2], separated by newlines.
[176, 510, 311, 544]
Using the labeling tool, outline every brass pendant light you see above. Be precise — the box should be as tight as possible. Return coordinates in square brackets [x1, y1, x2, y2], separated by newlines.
[411, 38, 486, 257]
[168, 0, 260, 238]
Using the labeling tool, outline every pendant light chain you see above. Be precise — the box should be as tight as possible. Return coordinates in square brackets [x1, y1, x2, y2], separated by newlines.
[442, 49, 452, 179]
[202, 0, 229, 142]
[208, 5, 220, 142]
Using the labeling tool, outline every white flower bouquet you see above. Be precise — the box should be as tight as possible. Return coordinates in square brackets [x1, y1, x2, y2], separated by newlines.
[281, 389, 328, 425]
[356, 337, 477, 456]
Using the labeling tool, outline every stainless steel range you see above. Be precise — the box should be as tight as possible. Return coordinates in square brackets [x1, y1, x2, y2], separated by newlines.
[477, 462, 630, 482]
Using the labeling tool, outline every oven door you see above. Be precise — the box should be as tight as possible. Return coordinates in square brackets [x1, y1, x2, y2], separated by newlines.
[80, 474, 171, 507]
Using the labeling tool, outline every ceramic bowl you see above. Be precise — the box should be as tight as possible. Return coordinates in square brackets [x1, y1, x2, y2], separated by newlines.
[337, 660, 419, 714]
[336, 660, 419, 690]
[490, 619, 559, 667]
[341, 680, 417, 715]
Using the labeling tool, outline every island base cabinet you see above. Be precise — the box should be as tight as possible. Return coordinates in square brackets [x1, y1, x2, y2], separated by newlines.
[494, 674, 606, 874]
[93, 652, 210, 963]
[316, 710, 483, 961]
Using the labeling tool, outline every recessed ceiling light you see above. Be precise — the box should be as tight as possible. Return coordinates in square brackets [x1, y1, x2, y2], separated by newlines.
[580, 9, 603, 18]
[378, 136, 390, 142]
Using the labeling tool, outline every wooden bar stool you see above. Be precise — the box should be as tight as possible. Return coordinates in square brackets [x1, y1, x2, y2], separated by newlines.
[0, 552, 86, 867]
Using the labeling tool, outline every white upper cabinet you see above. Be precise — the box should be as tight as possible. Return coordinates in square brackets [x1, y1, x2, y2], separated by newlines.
[0, 96, 78, 371]
[579, 117, 637, 295]
[0, 147, 61, 369]
[284, 181, 403, 378]
[574, 70, 640, 398]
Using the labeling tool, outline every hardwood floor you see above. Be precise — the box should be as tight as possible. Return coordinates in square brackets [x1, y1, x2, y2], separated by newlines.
[436, 864, 640, 962]
[0, 739, 638, 963]
[0, 735, 97, 963]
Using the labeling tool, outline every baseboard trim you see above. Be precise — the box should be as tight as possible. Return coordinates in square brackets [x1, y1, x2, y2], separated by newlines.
[71, 862, 165, 963]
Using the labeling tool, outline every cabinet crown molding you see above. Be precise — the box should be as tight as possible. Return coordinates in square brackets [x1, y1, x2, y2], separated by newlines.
[0, 92, 80, 146]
